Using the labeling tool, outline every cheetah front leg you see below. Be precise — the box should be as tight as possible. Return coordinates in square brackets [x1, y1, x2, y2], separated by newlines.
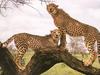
[59, 29, 66, 49]
[83, 39, 97, 66]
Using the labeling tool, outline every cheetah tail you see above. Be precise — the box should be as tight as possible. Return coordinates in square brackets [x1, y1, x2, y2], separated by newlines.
[97, 33, 100, 63]
[3, 36, 14, 48]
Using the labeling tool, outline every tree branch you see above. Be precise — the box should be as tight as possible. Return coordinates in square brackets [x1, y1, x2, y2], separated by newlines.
[59, 50, 100, 75]
[24, 47, 100, 75]
[0, 42, 100, 75]
[25, 51, 61, 75]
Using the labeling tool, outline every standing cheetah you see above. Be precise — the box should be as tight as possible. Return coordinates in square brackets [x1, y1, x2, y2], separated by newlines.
[47, 3, 100, 66]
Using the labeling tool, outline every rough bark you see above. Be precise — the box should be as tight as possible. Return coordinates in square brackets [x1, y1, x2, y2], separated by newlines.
[31, 47, 100, 75]
[0, 47, 19, 75]
[0, 42, 100, 75]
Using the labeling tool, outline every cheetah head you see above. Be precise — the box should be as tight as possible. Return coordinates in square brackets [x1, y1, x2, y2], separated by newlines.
[51, 29, 61, 41]
[47, 3, 58, 15]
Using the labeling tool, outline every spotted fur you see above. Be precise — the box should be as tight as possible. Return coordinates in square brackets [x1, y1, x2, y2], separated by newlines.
[3, 29, 60, 69]
[47, 3, 100, 66]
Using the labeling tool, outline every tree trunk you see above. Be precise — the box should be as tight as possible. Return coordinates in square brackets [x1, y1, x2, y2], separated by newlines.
[0, 47, 19, 75]
[0, 43, 100, 75]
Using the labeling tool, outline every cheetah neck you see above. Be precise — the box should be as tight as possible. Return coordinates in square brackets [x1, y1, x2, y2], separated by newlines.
[48, 37, 58, 46]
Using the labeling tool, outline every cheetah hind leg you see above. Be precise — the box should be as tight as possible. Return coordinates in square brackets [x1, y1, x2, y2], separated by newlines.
[83, 43, 97, 66]
[15, 49, 26, 70]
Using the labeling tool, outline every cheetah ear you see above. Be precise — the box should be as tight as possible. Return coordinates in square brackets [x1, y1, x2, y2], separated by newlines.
[56, 5, 58, 8]
[50, 30, 53, 33]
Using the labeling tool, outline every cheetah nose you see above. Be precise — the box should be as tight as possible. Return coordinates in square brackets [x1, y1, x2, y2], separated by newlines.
[56, 35, 59, 38]
[50, 8, 53, 12]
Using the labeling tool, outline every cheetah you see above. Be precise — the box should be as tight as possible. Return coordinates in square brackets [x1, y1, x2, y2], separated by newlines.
[47, 3, 100, 66]
[2, 29, 61, 69]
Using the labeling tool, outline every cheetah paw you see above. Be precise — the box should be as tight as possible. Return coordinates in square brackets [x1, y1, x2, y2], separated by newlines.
[83, 59, 92, 66]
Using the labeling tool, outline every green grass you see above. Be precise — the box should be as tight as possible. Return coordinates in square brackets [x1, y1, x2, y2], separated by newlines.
[23, 49, 35, 66]
[41, 63, 84, 75]
[23, 51, 100, 75]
